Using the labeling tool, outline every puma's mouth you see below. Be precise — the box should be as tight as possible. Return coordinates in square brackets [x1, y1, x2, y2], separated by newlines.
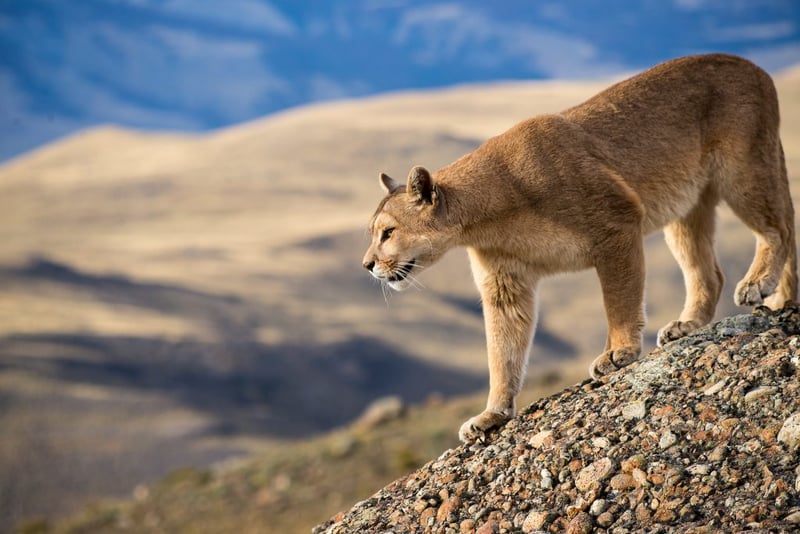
[388, 259, 416, 282]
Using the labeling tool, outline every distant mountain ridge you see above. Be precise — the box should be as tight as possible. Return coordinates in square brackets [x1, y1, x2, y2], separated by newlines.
[2, 0, 799, 160]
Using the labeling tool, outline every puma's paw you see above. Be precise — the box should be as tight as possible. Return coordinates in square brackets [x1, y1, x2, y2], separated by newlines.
[458, 410, 511, 443]
[734, 278, 776, 307]
[589, 347, 640, 380]
[657, 319, 702, 347]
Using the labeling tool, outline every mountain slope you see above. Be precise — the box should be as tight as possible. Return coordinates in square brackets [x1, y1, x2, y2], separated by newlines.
[2, 0, 799, 160]
[37, 307, 800, 534]
[317, 305, 800, 533]
[28, 367, 588, 534]
[2, 69, 800, 529]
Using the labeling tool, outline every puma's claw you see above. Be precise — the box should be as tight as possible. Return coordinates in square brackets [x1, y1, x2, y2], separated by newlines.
[735, 278, 776, 307]
[458, 410, 511, 443]
[589, 347, 640, 380]
[657, 319, 702, 346]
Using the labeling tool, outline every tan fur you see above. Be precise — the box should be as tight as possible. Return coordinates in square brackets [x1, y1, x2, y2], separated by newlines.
[362, 54, 797, 443]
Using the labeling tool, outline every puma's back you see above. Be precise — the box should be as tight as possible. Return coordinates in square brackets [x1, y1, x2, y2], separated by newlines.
[464, 54, 785, 235]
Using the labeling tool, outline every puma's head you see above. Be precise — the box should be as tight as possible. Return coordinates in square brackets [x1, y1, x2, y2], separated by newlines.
[362, 166, 456, 291]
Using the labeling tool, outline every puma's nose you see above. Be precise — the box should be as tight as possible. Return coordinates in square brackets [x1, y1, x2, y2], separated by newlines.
[363, 260, 375, 272]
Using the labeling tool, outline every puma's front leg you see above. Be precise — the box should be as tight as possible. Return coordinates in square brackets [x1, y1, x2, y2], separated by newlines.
[460, 253, 537, 443]
[589, 234, 646, 379]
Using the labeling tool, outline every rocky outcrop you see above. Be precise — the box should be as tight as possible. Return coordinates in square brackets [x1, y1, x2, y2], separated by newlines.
[316, 305, 800, 533]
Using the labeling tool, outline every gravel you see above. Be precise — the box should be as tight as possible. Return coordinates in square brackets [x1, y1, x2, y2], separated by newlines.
[315, 304, 800, 533]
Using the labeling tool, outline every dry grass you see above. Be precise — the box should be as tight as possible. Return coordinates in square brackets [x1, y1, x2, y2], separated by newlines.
[1, 67, 799, 529]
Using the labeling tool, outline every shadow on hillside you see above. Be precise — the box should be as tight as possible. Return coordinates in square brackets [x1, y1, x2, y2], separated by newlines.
[0, 333, 484, 438]
[2, 257, 264, 339]
[1, 257, 486, 438]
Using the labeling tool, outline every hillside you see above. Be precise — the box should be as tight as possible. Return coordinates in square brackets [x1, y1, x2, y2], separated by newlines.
[1, 68, 800, 528]
[28, 365, 588, 534]
[317, 305, 800, 533]
[37, 306, 800, 534]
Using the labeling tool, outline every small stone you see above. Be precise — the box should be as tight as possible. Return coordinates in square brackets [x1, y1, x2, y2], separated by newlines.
[460, 518, 476, 533]
[744, 386, 778, 403]
[592, 437, 611, 449]
[654, 506, 676, 523]
[355, 396, 405, 428]
[760, 424, 781, 445]
[609, 473, 637, 491]
[622, 400, 647, 420]
[596, 511, 614, 528]
[521, 511, 549, 532]
[476, 519, 498, 534]
[664, 467, 685, 487]
[785, 511, 800, 524]
[679, 504, 697, 521]
[708, 445, 728, 462]
[528, 429, 554, 449]
[621, 454, 646, 472]
[631, 468, 649, 487]
[687, 464, 710, 476]
[778, 413, 800, 449]
[566, 511, 593, 534]
[718, 326, 744, 337]
[414, 499, 429, 513]
[589, 499, 608, 516]
[652, 405, 675, 418]
[575, 457, 616, 492]
[702, 379, 727, 396]
[635, 503, 651, 522]
[437, 496, 462, 523]
[660, 430, 678, 449]
[133, 484, 150, 501]
[540, 468, 554, 489]
[420, 507, 436, 527]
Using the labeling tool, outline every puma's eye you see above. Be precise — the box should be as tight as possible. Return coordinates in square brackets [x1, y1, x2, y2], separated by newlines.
[380, 228, 395, 242]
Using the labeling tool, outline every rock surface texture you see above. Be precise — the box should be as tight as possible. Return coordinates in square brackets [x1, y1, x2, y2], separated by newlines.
[315, 305, 800, 533]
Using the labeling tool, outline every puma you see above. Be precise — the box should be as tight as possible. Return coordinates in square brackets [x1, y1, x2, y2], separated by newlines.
[362, 54, 796, 443]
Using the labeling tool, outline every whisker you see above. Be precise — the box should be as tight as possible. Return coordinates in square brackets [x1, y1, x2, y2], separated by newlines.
[406, 274, 426, 291]
[381, 280, 390, 304]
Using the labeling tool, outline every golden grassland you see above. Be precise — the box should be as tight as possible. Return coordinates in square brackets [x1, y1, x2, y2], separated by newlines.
[1, 65, 799, 530]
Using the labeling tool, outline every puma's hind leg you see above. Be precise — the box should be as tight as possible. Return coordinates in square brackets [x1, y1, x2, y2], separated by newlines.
[764, 145, 797, 309]
[658, 187, 724, 346]
[764, 229, 797, 309]
[724, 144, 795, 309]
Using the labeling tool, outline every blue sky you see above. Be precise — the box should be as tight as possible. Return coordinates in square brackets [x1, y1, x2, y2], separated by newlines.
[1, 0, 798, 161]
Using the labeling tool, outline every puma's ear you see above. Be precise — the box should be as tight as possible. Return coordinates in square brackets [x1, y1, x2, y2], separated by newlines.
[379, 172, 401, 194]
[407, 165, 436, 205]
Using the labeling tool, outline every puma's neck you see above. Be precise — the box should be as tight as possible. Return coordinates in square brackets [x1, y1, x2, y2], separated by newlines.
[435, 156, 525, 248]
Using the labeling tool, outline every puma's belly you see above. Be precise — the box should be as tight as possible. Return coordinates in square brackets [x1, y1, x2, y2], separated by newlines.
[638, 174, 709, 235]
